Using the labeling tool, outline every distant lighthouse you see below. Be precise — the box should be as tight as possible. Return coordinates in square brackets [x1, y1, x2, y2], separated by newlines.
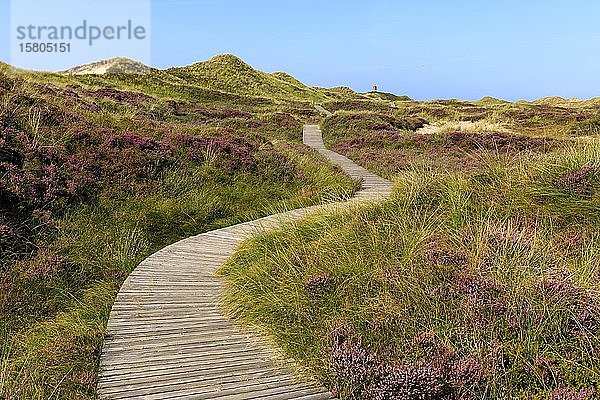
[372, 84, 378, 92]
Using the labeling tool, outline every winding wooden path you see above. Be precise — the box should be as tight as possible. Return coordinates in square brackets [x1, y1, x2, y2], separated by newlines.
[97, 121, 392, 399]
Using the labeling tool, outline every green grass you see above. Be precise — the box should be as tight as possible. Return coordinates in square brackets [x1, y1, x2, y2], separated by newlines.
[2, 170, 353, 398]
[319, 107, 584, 181]
[0, 60, 357, 399]
[167, 54, 328, 102]
[5, 53, 600, 399]
[323, 95, 600, 139]
[220, 140, 600, 398]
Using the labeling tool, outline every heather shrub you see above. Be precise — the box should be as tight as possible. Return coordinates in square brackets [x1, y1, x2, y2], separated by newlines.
[194, 105, 252, 120]
[321, 111, 427, 145]
[323, 99, 392, 113]
[553, 165, 598, 197]
[172, 133, 258, 172]
[322, 107, 560, 179]
[568, 118, 600, 136]
[256, 148, 300, 182]
[87, 87, 154, 105]
[549, 386, 597, 400]
[328, 322, 453, 400]
[305, 272, 334, 295]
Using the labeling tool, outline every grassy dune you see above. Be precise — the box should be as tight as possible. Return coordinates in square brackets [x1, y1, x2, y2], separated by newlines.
[221, 100, 600, 398]
[0, 59, 356, 399]
[168, 54, 326, 102]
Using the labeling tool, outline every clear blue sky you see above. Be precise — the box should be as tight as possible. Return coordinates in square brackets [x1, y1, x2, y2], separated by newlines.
[2, 0, 600, 101]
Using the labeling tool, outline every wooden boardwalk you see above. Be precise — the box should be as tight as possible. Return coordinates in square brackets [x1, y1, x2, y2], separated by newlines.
[97, 123, 392, 399]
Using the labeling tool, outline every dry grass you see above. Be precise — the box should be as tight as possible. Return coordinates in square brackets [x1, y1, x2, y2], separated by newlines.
[416, 120, 513, 135]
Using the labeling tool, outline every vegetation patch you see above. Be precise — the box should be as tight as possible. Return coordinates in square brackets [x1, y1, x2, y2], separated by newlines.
[167, 54, 326, 102]
[568, 118, 600, 136]
[221, 143, 600, 399]
[0, 66, 355, 399]
[322, 110, 562, 179]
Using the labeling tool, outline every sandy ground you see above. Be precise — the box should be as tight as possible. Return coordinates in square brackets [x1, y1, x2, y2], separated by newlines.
[416, 120, 512, 135]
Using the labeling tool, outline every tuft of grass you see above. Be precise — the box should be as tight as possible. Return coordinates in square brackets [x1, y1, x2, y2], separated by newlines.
[568, 118, 600, 137]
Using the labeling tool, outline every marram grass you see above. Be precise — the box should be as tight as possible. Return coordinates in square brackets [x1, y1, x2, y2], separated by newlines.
[220, 142, 600, 399]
